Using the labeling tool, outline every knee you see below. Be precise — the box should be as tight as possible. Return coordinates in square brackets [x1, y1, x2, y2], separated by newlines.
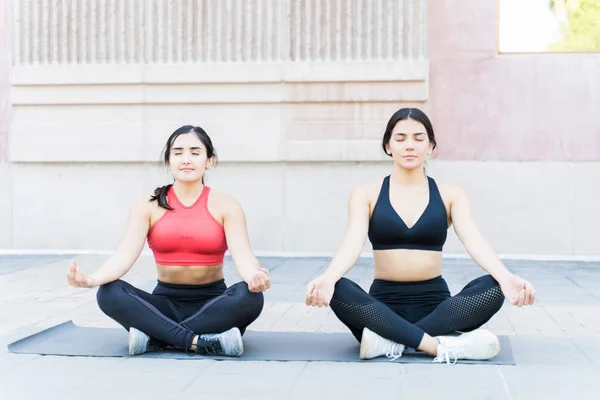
[480, 275, 506, 310]
[229, 282, 264, 317]
[331, 278, 359, 305]
[96, 280, 127, 314]
[479, 274, 500, 289]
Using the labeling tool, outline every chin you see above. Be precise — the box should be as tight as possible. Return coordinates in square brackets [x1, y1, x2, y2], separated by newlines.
[394, 158, 423, 171]
[174, 174, 203, 183]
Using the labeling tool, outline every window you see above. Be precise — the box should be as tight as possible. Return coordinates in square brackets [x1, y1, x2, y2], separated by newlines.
[498, 0, 600, 53]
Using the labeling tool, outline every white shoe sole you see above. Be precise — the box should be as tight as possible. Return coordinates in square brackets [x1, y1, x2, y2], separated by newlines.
[477, 331, 501, 360]
[457, 329, 501, 360]
[234, 328, 244, 357]
[128, 328, 148, 356]
[359, 328, 375, 360]
[227, 327, 244, 356]
[210, 327, 244, 356]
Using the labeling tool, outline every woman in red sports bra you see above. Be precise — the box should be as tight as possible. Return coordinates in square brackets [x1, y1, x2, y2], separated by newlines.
[66, 125, 269, 357]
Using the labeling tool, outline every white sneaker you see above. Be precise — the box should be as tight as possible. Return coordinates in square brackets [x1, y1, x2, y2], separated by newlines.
[192, 327, 244, 357]
[129, 327, 150, 356]
[360, 328, 405, 361]
[433, 329, 500, 365]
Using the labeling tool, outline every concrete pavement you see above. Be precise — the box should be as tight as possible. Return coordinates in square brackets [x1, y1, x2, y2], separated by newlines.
[1, 255, 599, 399]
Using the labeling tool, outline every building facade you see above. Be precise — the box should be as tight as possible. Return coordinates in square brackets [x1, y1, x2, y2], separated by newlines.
[1, 0, 599, 257]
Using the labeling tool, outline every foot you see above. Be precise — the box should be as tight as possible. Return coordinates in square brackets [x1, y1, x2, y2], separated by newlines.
[189, 327, 244, 357]
[360, 328, 405, 361]
[433, 329, 500, 364]
[128, 327, 163, 355]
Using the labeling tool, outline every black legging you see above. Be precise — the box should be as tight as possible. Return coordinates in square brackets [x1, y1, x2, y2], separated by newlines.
[330, 275, 505, 349]
[96, 279, 264, 351]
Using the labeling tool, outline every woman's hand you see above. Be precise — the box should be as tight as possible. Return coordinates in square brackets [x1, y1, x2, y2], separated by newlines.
[66, 262, 97, 288]
[305, 275, 336, 307]
[500, 274, 535, 307]
[247, 267, 270, 293]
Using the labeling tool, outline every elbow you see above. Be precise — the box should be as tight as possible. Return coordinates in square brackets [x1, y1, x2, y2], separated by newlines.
[463, 240, 481, 256]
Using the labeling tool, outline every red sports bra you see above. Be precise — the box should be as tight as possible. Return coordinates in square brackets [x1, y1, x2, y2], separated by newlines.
[147, 186, 227, 266]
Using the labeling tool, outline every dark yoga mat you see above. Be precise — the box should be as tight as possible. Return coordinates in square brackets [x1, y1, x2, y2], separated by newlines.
[7, 320, 515, 365]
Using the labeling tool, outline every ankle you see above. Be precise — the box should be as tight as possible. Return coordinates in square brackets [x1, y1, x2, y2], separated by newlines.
[190, 335, 199, 351]
[418, 334, 440, 356]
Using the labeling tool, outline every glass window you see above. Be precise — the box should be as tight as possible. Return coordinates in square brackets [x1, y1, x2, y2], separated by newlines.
[498, 0, 600, 53]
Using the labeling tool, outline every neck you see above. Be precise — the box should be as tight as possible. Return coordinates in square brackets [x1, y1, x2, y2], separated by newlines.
[390, 166, 427, 186]
[172, 180, 205, 200]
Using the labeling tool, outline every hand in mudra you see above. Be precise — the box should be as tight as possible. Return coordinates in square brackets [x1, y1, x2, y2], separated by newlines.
[66, 262, 96, 288]
[305, 275, 336, 307]
[501, 274, 535, 307]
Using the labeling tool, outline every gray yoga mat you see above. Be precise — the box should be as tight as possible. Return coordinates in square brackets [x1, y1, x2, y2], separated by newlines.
[7, 320, 515, 365]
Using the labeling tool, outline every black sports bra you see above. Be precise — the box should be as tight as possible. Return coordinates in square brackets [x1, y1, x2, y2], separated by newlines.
[368, 175, 448, 252]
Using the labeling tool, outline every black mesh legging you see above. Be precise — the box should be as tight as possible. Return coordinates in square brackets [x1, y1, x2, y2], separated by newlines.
[329, 275, 505, 349]
[96, 279, 264, 350]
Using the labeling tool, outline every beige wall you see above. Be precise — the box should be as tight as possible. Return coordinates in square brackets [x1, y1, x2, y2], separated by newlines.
[1, 0, 11, 247]
[3, 0, 599, 257]
[6, 160, 600, 257]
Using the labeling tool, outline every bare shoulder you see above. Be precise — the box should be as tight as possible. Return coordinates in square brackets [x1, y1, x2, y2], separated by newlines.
[351, 177, 386, 203]
[117, 194, 154, 224]
[207, 188, 243, 213]
[133, 194, 156, 214]
[208, 188, 237, 204]
[435, 181, 469, 204]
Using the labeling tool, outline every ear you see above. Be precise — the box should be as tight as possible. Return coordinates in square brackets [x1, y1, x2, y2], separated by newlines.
[206, 156, 216, 169]
[385, 143, 391, 156]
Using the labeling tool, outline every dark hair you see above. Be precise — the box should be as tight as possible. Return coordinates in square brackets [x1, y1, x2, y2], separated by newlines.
[381, 108, 437, 156]
[150, 125, 217, 210]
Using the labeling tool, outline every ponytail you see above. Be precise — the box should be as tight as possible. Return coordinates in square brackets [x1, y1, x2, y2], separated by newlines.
[150, 184, 173, 210]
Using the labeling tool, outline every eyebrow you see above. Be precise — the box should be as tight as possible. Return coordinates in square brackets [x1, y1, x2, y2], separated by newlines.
[393, 132, 426, 136]
[171, 146, 203, 151]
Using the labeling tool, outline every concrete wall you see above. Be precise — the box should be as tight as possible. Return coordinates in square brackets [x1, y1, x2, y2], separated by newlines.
[2, 0, 599, 257]
[1, 0, 12, 248]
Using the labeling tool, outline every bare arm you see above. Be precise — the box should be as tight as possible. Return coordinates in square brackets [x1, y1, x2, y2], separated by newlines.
[223, 196, 269, 292]
[69, 197, 151, 288]
[450, 185, 535, 306]
[450, 185, 512, 284]
[305, 185, 370, 307]
[322, 185, 371, 282]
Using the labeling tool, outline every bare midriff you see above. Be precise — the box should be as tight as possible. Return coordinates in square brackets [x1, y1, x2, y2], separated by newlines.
[373, 249, 443, 282]
[156, 264, 224, 285]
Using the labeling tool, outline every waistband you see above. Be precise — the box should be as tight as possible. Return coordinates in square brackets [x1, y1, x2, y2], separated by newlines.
[372, 275, 445, 287]
[369, 275, 449, 298]
[153, 279, 226, 299]
[156, 279, 226, 290]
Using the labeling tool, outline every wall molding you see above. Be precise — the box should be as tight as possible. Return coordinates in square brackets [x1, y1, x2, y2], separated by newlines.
[11, 60, 428, 85]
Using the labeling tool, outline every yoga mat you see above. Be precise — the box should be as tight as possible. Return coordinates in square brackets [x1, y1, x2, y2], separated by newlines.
[7, 321, 515, 365]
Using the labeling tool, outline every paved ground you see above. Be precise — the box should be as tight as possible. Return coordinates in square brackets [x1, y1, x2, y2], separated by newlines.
[1, 254, 600, 399]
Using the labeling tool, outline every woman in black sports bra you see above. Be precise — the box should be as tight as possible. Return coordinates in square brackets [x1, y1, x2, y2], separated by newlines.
[305, 108, 536, 364]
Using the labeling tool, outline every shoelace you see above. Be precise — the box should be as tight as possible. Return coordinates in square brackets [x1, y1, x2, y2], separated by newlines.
[186, 339, 218, 356]
[385, 343, 404, 361]
[148, 338, 166, 352]
[432, 346, 457, 365]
